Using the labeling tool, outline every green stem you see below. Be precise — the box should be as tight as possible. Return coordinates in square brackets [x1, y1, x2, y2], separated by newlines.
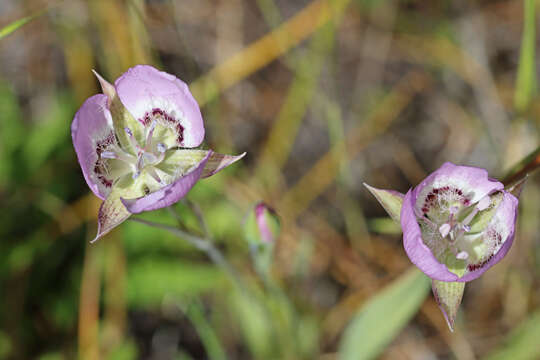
[128, 217, 243, 291]
[502, 145, 540, 186]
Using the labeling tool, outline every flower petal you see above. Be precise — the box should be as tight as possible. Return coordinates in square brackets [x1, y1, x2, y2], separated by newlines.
[401, 189, 459, 282]
[413, 162, 504, 216]
[457, 191, 518, 282]
[120, 151, 212, 213]
[72, 94, 116, 200]
[115, 65, 204, 148]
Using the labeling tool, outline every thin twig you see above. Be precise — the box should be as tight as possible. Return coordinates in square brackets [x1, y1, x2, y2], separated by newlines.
[502, 146, 540, 186]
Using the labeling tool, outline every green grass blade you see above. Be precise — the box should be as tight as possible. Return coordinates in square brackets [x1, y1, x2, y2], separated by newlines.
[514, 0, 536, 112]
[0, 10, 45, 40]
[338, 268, 431, 360]
[482, 310, 540, 360]
[185, 300, 228, 360]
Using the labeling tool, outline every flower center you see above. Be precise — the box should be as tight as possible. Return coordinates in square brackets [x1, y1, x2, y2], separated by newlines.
[420, 194, 491, 261]
[100, 120, 169, 183]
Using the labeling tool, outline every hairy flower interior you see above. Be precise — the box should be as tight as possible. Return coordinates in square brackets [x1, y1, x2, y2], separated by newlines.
[416, 186, 504, 275]
[92, 108, 199, 196]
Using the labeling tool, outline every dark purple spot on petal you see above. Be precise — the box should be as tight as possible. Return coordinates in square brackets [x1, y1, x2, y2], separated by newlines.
[139, 108, 185, 145]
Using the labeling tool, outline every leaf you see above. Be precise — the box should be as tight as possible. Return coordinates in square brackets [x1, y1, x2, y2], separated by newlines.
[184, 300, 227, 360]
[338, 267, 430, 360]
[229, 290, 274, 359]
[23, 92, 74, 172]
[126, 259, 224, 308]
[0, 79, 24, 186]
[0, 9, 46, 40]
[363, 183, 405, 224]
[367, 217, 402, 235]
[514, 0, 537, 112]
[482, 310, 540, 360]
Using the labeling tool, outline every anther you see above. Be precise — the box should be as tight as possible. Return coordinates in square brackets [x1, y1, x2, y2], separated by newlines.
[456, 251, 469, 260]
[124, 127, 141, 152]
[101, 151, 117, 159]
[157, 143, 167, 153]
[439, 223, 451, 238]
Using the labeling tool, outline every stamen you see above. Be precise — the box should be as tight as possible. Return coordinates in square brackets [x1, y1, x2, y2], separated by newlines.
[124, 127, 141, 152]
[146, 167, 162, 183]
[145, 120, 157, 150]
[439, 223, 451, 238]
[101, 151, 117, 159]
[132, 156, 144, 179]
[100, 148, 136, 164]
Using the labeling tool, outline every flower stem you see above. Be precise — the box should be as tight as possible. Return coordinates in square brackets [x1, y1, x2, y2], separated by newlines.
[128, 217, 244, 291]
[503, 145, 540, 186]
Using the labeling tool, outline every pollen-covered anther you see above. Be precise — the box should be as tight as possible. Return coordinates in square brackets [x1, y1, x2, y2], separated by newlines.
[124, 127, 142, 152]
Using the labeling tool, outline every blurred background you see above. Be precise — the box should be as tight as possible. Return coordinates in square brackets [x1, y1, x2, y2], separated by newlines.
[0, 0, 539, 359]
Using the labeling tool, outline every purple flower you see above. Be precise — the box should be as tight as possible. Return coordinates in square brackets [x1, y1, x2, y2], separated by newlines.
[401, 162, 518, 282]
[72, 65, 245, 242]
[365, 162, 520, 330]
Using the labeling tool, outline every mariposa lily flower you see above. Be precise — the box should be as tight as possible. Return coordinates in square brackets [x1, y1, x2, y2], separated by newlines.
[72, 65, 245, 242]
[365, 162, 520, 330]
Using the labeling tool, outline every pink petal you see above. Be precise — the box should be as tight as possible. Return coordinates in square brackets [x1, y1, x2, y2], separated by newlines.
[401, 189, 459, 282]
[114, 65, 204, 148]
[412, 162, 504, 214]
[120, 151, 212, 213]
[71, 94, 116, 200]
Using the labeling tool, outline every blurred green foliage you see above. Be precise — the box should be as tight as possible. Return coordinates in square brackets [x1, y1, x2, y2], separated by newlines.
[0, 0, 539, 359]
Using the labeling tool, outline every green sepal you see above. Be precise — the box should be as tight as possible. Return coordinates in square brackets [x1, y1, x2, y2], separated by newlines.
[432, 280, 465, 332]
[93, 70, 143, 153]
[92, 175, 146, 243]
[363, 183, 404, 224]
[433, 252, 467, 332]
[505, 174, 528, 199]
